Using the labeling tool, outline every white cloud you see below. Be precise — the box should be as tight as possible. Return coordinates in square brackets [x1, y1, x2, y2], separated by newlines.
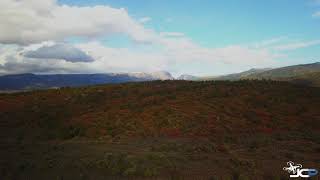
[0, 38, 280, 75]
[272, 40, 320, 51]
[165, 18, 173, 23]
[312, 11, 320, 17]
[74, 40, 278, 74]
[252, 37, 288, 49]
[0, 0, 157, 45]
[310, 0, 320, 17]
[139, 17, 152, 23]
[160, 32, 185, 37]
[76, 42, 169, 73]
[311, 0, 320, 5]
[250, 37, 320, 52]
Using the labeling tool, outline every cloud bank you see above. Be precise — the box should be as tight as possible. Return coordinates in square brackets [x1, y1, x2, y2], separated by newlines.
[0, 0, 317, 76]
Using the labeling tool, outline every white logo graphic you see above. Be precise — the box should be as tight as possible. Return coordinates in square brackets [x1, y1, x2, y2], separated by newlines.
[283, 161, 318, 178]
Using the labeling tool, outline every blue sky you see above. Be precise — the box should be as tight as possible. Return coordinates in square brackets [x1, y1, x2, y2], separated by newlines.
[0, 0, 320, 76]
[61, 0, 320, 46]
[62, 0, 320, 75]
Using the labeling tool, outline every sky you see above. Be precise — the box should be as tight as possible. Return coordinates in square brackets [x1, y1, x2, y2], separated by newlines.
[0, 0, 320, 77]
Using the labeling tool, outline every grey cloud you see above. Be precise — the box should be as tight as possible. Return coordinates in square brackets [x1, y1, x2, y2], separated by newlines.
[0, 58, 92, 75]
[24, 43, 94, 62]
[0, 54, 69, 74]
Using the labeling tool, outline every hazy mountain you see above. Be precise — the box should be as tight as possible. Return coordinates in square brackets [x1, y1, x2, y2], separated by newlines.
[177, 74, 199, 80]
[130, 71, 174, 80]
[0, 71, 174, 90]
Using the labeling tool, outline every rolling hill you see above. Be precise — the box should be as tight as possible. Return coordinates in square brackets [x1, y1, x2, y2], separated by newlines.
[201, 62, 320, 86]
[200, 68, 272, 81]
[245, 62, 320, 79]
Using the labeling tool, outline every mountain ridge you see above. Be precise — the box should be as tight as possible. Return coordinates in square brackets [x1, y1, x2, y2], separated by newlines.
[1, 62, 320, 90]
[198, 62, 320, 86]
[0, 71, 174, 90]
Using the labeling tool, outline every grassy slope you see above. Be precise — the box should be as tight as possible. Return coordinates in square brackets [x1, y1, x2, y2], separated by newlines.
[199, 63, 320, 87]
[200, 68, 272, 81]
[288, 71, 320, 87]
[0, 80, 320, 179]
[246, 63, 320, 79]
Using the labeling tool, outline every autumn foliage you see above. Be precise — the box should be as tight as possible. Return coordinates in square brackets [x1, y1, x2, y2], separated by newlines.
[0, 80, 320, 140]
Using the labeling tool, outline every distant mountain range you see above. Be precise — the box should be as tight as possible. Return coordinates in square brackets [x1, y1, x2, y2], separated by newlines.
[0, 71, 174, 91]
[1, 62, 320, 91]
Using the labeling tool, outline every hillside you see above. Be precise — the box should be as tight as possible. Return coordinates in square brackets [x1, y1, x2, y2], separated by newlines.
[287, 71, 320, 86]
[0, 80, 319, 179]
[200, 68, 272, 81]
[205, 62, 320, 86]
[246, 62, 320, 79]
